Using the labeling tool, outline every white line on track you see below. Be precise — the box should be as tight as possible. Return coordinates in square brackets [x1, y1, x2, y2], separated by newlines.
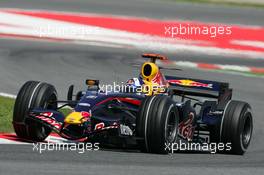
[0, 138, 29, 144]
[0, 92, 16, 99]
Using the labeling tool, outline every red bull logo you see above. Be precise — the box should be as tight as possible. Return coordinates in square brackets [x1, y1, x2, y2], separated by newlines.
[168, 79, 213, 89]
[152, 71, 167, 86]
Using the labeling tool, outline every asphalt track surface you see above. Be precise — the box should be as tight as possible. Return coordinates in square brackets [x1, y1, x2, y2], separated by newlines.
[1, 0, 264, 26]
[0, 0, 264, 175]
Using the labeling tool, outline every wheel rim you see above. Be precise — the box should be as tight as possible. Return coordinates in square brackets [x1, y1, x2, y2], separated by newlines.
[45, 93, 57, 110]
[241, 113, 252, 149]
[165, 111, 178, 143]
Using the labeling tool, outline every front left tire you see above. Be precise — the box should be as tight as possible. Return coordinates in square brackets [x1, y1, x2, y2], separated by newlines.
[13, 81, 57, 141]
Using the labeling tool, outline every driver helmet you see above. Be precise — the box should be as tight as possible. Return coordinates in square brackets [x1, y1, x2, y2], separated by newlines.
[125, 77, 143, 94]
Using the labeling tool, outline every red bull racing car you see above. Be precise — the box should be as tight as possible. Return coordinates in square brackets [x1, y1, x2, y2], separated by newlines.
[12, 54, 253, 154]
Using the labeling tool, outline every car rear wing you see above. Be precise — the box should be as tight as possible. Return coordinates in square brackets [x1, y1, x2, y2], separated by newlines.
[165, 76, 232, 106]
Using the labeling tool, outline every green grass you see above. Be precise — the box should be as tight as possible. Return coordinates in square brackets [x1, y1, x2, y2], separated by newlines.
[0, 96, 72, 133]
[0, 96, 15, 133]
[59, 108, 72, 117]
[170, 0, 264, 9]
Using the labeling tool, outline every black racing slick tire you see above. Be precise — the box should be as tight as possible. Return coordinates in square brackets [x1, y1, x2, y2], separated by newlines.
[13, 81, 58, 141]
[136, 96, 179, 154]
[220, 100, 253, 155]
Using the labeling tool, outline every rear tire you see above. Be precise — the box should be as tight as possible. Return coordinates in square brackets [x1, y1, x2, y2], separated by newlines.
[136, 96, 179, 154]
[219, 100, 253, 155]
[13, 81, 57, 141]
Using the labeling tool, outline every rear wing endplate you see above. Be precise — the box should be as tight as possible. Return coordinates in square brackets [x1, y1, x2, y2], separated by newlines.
[165, 76, 232, 100]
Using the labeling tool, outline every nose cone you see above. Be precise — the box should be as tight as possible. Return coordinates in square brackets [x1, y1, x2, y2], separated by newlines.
[64, 112, 90, 124]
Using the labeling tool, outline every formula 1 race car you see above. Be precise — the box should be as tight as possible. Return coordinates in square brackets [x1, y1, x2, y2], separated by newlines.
[12, 54, 253, 155]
